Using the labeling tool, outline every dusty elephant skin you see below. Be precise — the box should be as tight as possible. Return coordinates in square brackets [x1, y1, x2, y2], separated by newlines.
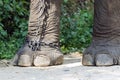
[11, 0, 120, 67]
[11, 0, 63, 67]
[82, 0, 120, 66]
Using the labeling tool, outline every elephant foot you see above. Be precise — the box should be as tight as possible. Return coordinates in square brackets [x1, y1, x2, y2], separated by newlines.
[32, 49, 63, 67]
[35, 46, 64, 66]
[83, 54, 113, 66]
[82, 41, 120, 66]
[33, 55, 50, 67]
[33, 54, 63, 67]
[12, 42, 64, 67]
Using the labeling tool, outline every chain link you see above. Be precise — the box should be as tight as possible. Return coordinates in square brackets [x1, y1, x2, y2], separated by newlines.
[27, 0, 59, 51]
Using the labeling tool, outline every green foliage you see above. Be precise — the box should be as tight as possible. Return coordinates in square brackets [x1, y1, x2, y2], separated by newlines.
[0, 0, 29, 59]
[60, 0, 94, 53]
[0, 0, 94, 59]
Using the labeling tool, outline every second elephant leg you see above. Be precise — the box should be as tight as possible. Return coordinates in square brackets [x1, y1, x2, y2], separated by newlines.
[82, 0, 120, 66]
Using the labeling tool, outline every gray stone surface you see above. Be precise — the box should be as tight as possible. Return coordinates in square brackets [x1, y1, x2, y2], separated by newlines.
[0, 56, 120, 80]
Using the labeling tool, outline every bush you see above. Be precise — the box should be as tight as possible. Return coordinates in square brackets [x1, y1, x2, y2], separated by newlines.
[60, 0, 94, 53]
[0, 0, 29, 59]
[0, 0, 94, 59]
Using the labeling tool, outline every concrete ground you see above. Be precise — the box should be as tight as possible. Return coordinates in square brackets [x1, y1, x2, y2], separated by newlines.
[0, 53, 120, 80]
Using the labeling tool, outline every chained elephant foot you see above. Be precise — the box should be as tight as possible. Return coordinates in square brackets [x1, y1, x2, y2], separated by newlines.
[33, 46, 64, 67]
[82, 41, 120, 66]
[33, 54, 63, 67]
[12, 43, 63, 67]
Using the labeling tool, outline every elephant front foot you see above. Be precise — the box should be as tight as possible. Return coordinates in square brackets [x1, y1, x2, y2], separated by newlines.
[83, 53, 114, 66]
[82, 41, 120, 66]
[33, 53, 63, 67]
[12, 43, 63, 67]
[34, 46, 64, 67]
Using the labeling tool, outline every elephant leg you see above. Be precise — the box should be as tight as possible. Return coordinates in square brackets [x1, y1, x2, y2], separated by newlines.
[82, 0, 120, 66]
[33, 0, 63, 66]
[12, 0, 50, 67]
[12, 0, 63, 67]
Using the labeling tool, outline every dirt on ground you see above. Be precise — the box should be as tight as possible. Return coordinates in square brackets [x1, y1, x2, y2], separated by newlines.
[1, 53, 120, 80]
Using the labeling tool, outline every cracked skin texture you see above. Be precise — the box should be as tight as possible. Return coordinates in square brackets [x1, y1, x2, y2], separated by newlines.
[12, 0, 120, 67]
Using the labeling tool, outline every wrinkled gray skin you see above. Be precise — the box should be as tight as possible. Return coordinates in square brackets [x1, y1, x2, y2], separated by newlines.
[82, 0, 120, 66]
[12, 0, 120, 67]
[12, 0, 63, 67]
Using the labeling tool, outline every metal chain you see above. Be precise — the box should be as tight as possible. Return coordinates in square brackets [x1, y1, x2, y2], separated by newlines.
[27, 0, 59, 51]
